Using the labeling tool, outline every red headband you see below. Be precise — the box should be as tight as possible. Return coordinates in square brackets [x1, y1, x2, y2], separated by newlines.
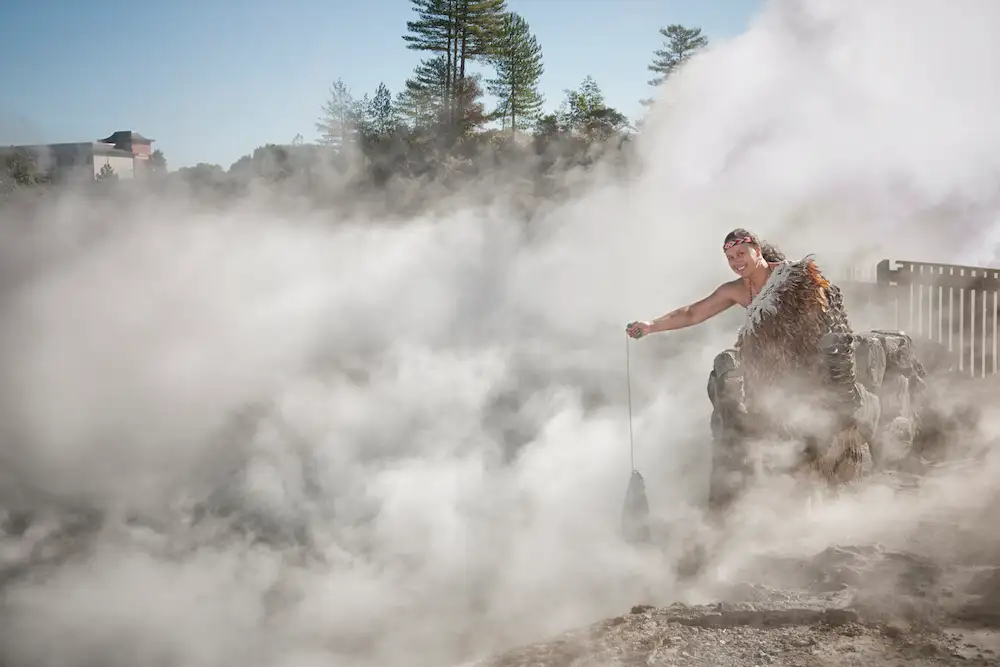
[723, 235, 755, 251]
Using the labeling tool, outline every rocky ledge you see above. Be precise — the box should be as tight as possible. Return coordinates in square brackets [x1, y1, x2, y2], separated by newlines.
[476, 545, 1000, 667]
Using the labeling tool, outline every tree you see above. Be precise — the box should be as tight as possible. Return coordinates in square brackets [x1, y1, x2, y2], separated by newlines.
[533, 113, 562, 140]
[176, 162, 226, 181]
[316, 78, 358, 150]
[174, 162, 229, 191]
[229, 144, 296, 182]
[643, 24, 708, 104]
[453, 74, 490, 138]
[0, 148, 47, 191]
[367, 83, 398, 139]
[402, 0, 507, 132]
[487, 11, 544, 136]
[396, 55, 450, 130]
[150, 148, 167, 173]
[95, 163, 118, 182]
[352, 92, 374, 139]
[459, 0, 508, 73]
[560, 76, 629, 142]
[403, 0, 457, 125]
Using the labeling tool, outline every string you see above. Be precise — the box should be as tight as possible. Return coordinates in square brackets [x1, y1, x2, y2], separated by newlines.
[625, 331, 635, 472]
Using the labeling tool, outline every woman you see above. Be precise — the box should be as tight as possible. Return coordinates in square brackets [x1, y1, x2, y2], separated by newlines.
[626, 228, 787, 339]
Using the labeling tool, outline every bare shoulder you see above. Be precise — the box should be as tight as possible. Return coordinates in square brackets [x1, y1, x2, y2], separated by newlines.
[716, 278, 750, 307]
[717, 278, 745, 297]
[716, 279, 748, 306]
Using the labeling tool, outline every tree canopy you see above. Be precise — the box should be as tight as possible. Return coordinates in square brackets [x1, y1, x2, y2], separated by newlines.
[487, 11, 544, 136]
[2, 12, 710, 199]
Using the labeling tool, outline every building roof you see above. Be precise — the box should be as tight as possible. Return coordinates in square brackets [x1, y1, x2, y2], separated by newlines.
[91, 143, 135, 158]
[2, 142, 93, 152]
[97, 130, 154, 145]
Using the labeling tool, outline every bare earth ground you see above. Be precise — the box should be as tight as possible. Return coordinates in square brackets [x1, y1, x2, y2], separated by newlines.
[472, 458, 1000, 667]
[477, 546, 1000, 667]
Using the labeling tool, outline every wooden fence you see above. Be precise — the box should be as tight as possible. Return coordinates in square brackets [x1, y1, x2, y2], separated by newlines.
[873, 259, 1000, 378]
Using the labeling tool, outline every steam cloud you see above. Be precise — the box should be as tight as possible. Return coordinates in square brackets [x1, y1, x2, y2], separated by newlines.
[2, 1, 1000, 665]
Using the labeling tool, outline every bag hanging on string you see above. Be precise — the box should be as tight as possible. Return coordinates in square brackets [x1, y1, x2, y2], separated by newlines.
[620, 329, 651, 545]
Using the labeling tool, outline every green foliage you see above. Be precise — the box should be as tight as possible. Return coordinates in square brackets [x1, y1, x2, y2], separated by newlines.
[487, 11, 544, 136]
[643, 24, 708, 105]
[460, 0, 508, 63]
[350, 82, 403, 167]
[402, 0, 506, 137]
[3, 13, 713, 203]
[452, 74, 490, 138]
[176, 162, 227, 183]
[0, 148, 48, 192]
[367, 83, 399, 138]
[403, 0, 460, 127]
[559, 76, 630, 142]
[229, 144, 298, 181]
[352, 93, 373, 138]
[316, 78, 359, 150]
[397, 56, 450, 130]
[402, 0, 453, 55]
[95, 163, 118, 182]
[534, 113, 562, 139]
[150, 148, 167, 173]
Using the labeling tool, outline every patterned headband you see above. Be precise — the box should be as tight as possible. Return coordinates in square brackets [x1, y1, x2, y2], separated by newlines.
[723, 235, 755, 251]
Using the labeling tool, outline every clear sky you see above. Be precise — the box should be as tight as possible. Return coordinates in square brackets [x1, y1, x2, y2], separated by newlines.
[0, 0, 762, 169]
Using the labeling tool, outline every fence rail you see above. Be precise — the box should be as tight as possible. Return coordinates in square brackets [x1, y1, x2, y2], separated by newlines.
[874, 259, 1000, 378]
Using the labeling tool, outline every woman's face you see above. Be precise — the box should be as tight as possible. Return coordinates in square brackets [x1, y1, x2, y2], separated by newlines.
[725, 242, 760, 277]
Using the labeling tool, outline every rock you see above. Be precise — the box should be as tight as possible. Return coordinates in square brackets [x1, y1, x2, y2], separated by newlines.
[705, 329, 934, 511]
[477, 577, 981, 667]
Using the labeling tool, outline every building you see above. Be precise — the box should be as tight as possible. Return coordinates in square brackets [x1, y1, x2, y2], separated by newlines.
[1, 130, 155, 182]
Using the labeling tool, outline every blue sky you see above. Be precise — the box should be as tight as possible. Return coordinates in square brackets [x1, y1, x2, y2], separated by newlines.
[0, 0, 762, 169]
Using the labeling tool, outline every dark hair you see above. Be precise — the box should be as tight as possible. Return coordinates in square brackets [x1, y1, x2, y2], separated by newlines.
[723, 227, 786, 263]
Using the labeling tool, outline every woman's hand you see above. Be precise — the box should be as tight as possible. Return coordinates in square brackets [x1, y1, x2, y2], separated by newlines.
[625, 321, 653, 339]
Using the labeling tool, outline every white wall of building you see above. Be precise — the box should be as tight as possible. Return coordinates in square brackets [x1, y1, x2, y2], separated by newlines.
[93, 153, 135, 180]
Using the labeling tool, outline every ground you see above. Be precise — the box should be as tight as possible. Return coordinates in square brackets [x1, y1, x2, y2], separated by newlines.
[484, 602, 999, 666]
[476, 543, 1000, 667]
[471, 453, 1000, 667]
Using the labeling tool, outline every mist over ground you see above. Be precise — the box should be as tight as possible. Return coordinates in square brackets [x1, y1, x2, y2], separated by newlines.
[2, 1, 1000, 666]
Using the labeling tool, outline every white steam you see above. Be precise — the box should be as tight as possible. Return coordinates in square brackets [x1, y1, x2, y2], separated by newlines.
[2, 1, 1000, 666]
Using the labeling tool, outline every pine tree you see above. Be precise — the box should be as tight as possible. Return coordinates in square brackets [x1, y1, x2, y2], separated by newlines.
[402, 0, 506, 133]
[643, 24, 708, 105]
[396, 56, 450, 130]
[316, 78, 358, 149]
[402, 0, 455, 55]
[353, 93, 373, 140]
[150, 149, 167, 173]
[453, 74, 489, 137]
[487, 11, 544, 136]
[368, 83, 398, 138]
[453, 0, 505, 131]
[458, 0, 507, 75]
[561, 76, 629, 142]
[403, 0, 456, 122]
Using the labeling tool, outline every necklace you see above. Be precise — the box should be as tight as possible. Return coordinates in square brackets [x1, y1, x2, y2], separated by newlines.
[747, 265, 772, 299]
